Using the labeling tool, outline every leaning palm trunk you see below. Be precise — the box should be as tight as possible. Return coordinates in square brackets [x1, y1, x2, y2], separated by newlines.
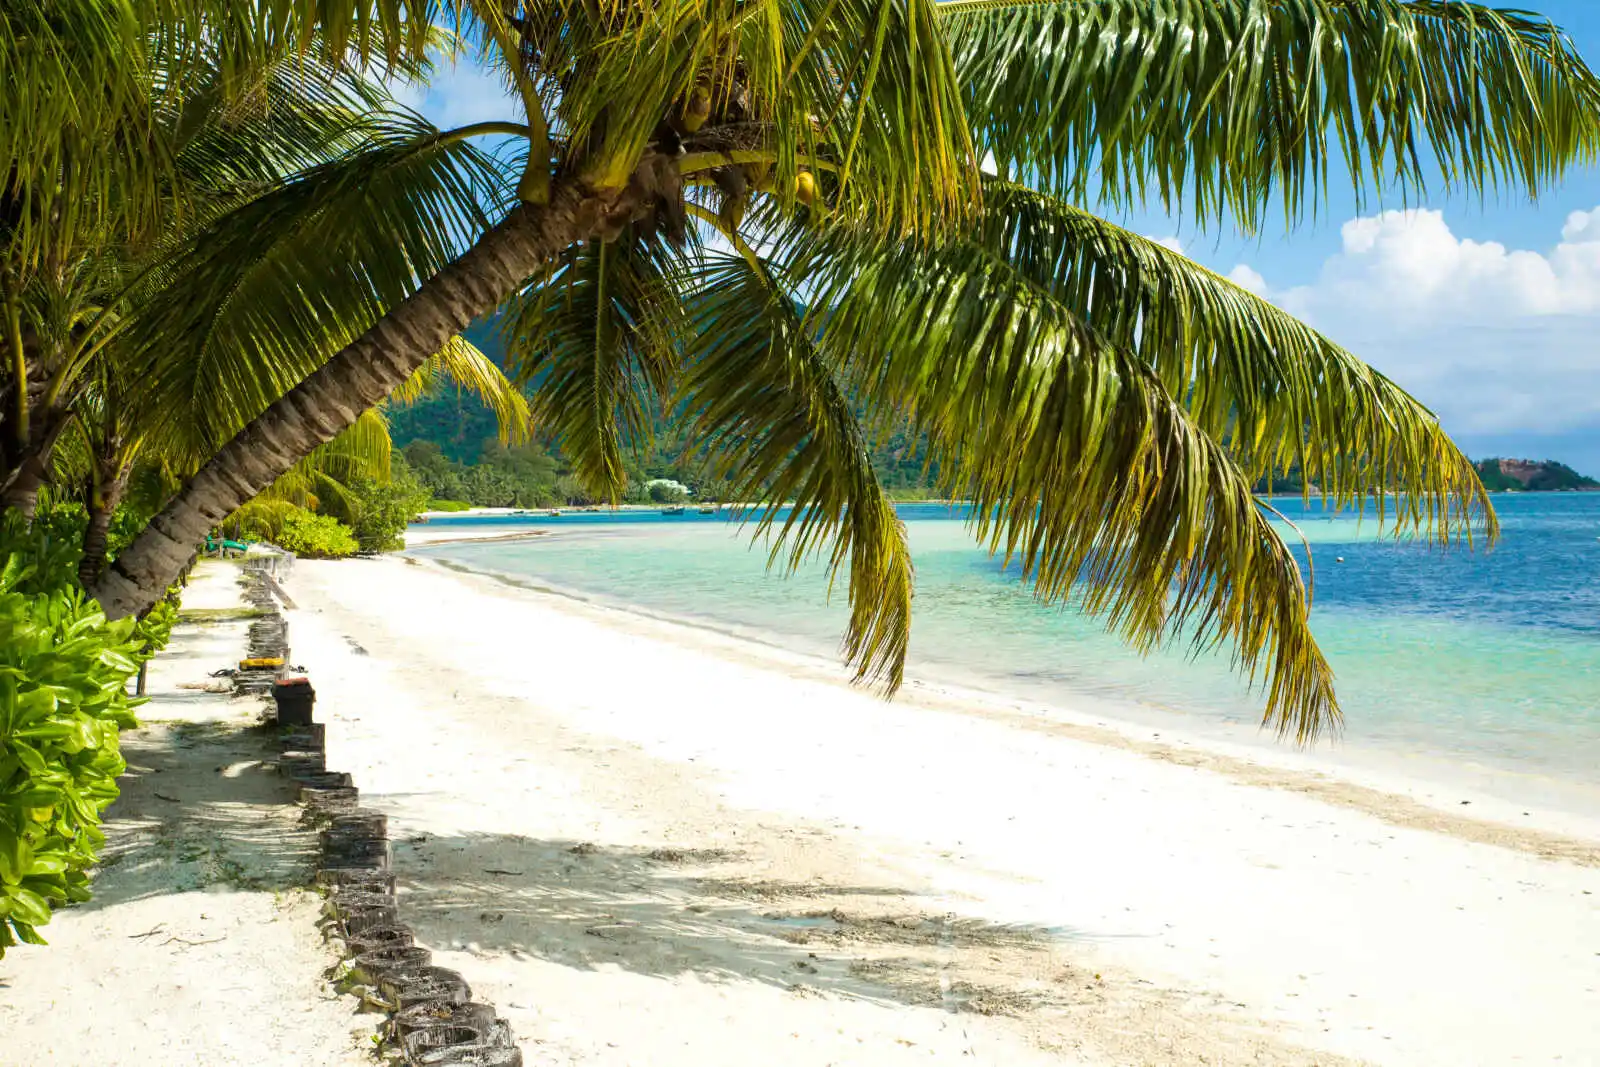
[2, 415, 68, 519]
[77, 464, 131, 588]
[92, 188, 605, 619]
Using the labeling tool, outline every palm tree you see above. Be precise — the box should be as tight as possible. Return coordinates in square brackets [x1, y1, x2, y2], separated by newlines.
[95, 0, 1600, 740]
[0, 8, 420, 513]
[58, 330, 530, 583]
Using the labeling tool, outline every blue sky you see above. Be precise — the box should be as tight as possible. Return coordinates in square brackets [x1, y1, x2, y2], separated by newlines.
[404, 2, 1600, 474]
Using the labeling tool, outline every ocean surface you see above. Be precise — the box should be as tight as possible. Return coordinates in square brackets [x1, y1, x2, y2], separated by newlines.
[413, 494, 1600, 811]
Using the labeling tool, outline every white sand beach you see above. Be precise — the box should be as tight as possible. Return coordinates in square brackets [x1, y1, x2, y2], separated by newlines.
[272, 553, 1600, 1067]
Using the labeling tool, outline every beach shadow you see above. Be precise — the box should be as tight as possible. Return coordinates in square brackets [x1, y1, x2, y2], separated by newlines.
[392, 832, 1084, 1015]
[77, 718, 319, 912]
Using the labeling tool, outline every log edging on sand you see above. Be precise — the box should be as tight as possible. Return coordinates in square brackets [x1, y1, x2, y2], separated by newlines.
[246, 568, 523, 1067]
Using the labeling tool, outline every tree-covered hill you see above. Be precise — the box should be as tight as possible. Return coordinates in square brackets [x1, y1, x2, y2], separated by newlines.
[1474, 458, 1600, 492]
[388, 320, 943, 505]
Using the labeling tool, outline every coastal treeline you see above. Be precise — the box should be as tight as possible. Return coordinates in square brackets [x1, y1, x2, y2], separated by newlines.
[393, 383, 941, 507]
[7, 0, 1600, 953]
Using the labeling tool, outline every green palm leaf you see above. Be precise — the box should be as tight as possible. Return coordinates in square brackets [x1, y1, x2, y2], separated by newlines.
[803, 211, 1339, 737]
[257, 408, 394, 513]
[388, 335, 534, 447]
[1, 1, 168, 275]
[801, 178, 1493, 540]
[134, 111, 515, 449]
[681, 248, 914, 690]
[941, 0, 1600, 230]
[498, 237, 682, 499]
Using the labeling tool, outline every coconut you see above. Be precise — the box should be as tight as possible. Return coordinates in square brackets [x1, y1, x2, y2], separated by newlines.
[795, 170, 817, 205]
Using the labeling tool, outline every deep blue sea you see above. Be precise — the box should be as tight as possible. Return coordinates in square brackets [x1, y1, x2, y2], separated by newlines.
[413, 494, 1600, 806]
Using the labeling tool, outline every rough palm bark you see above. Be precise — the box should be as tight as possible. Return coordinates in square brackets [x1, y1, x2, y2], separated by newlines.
[92, 183, 613, 619]
[77, 464, 130, 588]
[2, 413, 67, 519]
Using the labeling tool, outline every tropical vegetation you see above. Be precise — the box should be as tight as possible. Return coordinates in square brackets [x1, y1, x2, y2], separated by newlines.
[7, 1, 1600, 756]
[0, 515, 171, 955]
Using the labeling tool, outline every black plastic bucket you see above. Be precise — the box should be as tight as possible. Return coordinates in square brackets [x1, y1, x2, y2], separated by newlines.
[272, 679, 315, 727]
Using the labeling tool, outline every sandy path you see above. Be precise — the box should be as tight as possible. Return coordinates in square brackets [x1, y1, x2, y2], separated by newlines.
[287, 556, 1600, 1067]
[0, 564, 372, 1067]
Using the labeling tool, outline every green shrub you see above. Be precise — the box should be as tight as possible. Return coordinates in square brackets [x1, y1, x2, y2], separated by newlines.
[647, 481, 689, 504]
[425, 499, 473, 512]
[0, 517, 146, 955]
[343, 468, 430, 553]
[276, 508, 359, 559]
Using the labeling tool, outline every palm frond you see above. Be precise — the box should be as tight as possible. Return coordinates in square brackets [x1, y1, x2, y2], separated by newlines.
[1, 1, 168, 275]
[133, 110, 516, 452]
[166, 46, 400, 203]
[256, 408, 394, 511]
[680, 250, 914, 691]
[834, 179, 1490, 540]
[941, 0, 1600, 230]
[153, 0, 443, 77]
[755, 0, 980, 231]
[389, 335, 534, 445]
[498, 236, 682, 499]
[802, 215, 1338, 738]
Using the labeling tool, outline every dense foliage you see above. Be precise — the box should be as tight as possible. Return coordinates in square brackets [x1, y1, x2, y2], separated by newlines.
[278, 511, 360, 559]
[0, 519, 147, 954]
[395, 391, 943, 506]
[342, 470, 431, 553]
[232, 502, 359, 559]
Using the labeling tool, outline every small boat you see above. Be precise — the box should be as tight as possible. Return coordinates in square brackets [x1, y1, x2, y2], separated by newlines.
[661, 505, 686, 516]
[699, 505, 717, 514]
[547, 509, 563, 517]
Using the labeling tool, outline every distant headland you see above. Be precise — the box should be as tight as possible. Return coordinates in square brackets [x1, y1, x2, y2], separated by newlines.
[1473, 458, 1599, 492]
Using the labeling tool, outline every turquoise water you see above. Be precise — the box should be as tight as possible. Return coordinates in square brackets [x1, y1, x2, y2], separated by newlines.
[415, 495, 1600, 797]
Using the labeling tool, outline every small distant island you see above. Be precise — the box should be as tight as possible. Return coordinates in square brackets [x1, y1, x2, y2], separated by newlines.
[1473, 458, 1599, 492]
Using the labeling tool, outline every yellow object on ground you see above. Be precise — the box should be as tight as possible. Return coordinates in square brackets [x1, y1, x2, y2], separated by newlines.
[239, 657, 284, 669]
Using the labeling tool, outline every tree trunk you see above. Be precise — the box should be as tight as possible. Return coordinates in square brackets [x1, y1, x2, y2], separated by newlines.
[2, 459, 46, 520]
[1, 413, 67, 521]
[78, 472, 129, 588]
[92, 187, 609, 619]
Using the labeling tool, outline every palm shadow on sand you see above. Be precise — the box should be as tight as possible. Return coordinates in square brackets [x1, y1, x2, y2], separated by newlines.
[390, 831, 1097, 1017]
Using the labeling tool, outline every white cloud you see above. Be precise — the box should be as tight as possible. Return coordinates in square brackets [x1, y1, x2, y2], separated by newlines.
[382, 73, 428, 114]
[1225, 263, 1268, 295]
[1281, 209, 1600, 320]
[419, 57, 514, 129]
[1559, 206, 1600, 244]
[1150, 235, 1186, 254]
[1237, 208, 1600, 440]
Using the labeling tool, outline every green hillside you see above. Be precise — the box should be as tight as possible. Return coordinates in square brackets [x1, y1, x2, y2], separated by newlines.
[388, 321, 942, 506]
[1474, 458, 1600, 492]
